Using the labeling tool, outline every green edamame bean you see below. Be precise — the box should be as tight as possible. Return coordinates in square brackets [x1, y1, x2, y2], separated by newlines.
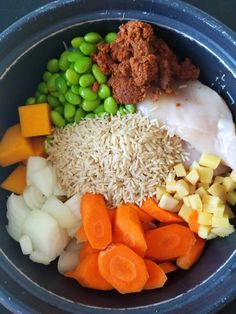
[59, 51, 70, 71]
[25, 97, 36, 105]
[47, 73, 60, 92]
[79, 87, 98, 101]
[55, 77, 68, 94]
[84, 32, 102, 44]
[65, 68, 80, 85]
[47, 59, 59, 73]
[67, 50, 84, 63]
[36, 94, 47, 103]
[71, 85, 81, 95]
[104, 96, 118, 115]
[54, 106, 64, 115]
[79, 73, 95, 87]
[51, 91, 61, 98]
[38, 82, 48, 94]
[65, 89, 81, 105]
[74, 57, 92, 74]
[81, 98, 100, 112]
[92, 64, 107, 84]
[105, 32, 117, 43]
[80, 42, 97, 56]
[64, 103, 76, 120]
[71, 37, 84, 49]
[118, 105, 127, 116]
[74, 108, 86, 123]
[97, 111, 108, 118]
[85, 113, 95, 118]
[94, 104, 105, 114]
[50, 111, 66, 128]
[43, 71, 52, 82]
[47, 95, 61, 107]
[59, 94, 66, 103]
[98, 84, 110, 99]
[125, 104, 136, 113]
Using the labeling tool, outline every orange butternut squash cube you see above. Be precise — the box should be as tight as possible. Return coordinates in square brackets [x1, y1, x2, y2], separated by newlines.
[0, 124, 34, 166]
[1, 164, 26, 194]
[32, 136, 47, 157]
[18, 103, 51, 137]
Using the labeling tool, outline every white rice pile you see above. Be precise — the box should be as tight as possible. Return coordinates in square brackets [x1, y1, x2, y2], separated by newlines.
[47, 113, 186, 206]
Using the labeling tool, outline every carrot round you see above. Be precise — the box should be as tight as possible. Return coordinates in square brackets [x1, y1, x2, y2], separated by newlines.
[158, 262, 178, 274]
[114, 204, 147, 257]
[108, 208, 116, 226]
[79, 241, 99, 262]
[65, 252, 113, 290]
[76, 225, 87, 242]
[127, 203, 154, 223]
[188, 210, 199, 234]
[145, 224, 196, 261]
[98, 243, 149, 294]
[144, 259, 167, 290]
[176, 235, 206, 270]
[81, 193, 112, 249]
[141, 198, 184, 223]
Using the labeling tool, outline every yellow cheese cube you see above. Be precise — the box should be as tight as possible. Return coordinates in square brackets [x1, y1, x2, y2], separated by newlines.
[176, 179, 190, 198]
[197, 166, 214, 184]
[198, 225, 211, 239]
[230, 170, 236, 182]
[227, 191, 236, 206]
[198, 212, 212, 225]
[185, 169, 199, 185]
[159, 193, 179, 212]
[188, 194, 202, 211]
[214, 176, 224, 184]
[174, 163, 187, 177]
[199, 153, 221, 170]
[211, 225, 234, 237]
[195, 187, 208, 198]
[208, 183, 227, 202]
[178, 204, 193, 223]
[212, 216, 231, 228]
[166, 180, 177, 193]
[222, 177, 236, 192]
[156, 187, 166, 201]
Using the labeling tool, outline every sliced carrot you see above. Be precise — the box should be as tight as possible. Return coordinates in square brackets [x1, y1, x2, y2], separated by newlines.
[176, 235, 206, 270]
[76, 225, 87, 242]
[98, 243, 149, 294]
[141, 221, 157, 231]
[144, 259, 167, 290]
[79, 242, 99, 262]
[65, 252, 113, 290]
[113, 204, 147, 257]
[81, 193, 112, 250]
[158, 262, 178, 274]
[188, 210, 199, 234]
[141, 198, 184, 223]
[1, 164, 26, 194]
[32, 136, 47, 157]
[127, 203, 154, 223]
[108, 208, 116, 226]
[145, 224, 196, 261]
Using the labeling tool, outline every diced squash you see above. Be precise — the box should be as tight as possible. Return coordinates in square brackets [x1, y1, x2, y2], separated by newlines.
[178, 204, 193, 223]
[222, 177, 236, 192]
[211, 225, 234, 237]
[185, 169, 199, 185]
[158, 193, 179, 212]
[1, 164, 26, 194]
[211, 216, 232, 228]
[166, 181, 177, 193]
[230, 170, 236, 182]
[208, 183, 227, 202]
[32, 136, 47, 157]
[199, 153, 221, 170]
[198, 212, 212, 226]
[214, 176, 224, 184]
[174, 163, 186, 177]
[227, 191, 236, 206]
[18, 103, 52, 137]
[197, 166, 213, 184]
[156, 187, 166, 201]
[198, 225, 211, 239]
[0, 124, 34, 166]
[176, 179, 189, 198]
[188, 194, 202, 211]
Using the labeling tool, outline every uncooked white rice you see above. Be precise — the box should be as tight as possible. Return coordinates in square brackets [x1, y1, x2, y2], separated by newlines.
[47, 113, 187, 206]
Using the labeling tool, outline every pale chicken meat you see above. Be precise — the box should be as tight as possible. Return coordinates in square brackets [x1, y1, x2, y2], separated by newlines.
[137, 80, 236, 170]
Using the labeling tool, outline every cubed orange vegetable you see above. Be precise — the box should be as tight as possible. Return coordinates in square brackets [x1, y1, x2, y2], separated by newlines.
[18, 103, 52, 137]
[1, 164, 26, 194]
[0, 124, 34, 166]
[31, 136, 47, 157]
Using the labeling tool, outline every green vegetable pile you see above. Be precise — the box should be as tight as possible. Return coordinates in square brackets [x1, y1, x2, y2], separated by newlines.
[25, 31, 136, 128]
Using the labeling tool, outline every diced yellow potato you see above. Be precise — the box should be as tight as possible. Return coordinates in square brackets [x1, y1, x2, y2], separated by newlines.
[197, 166, 214, 184]
[227, 191, 236, 206]
[198, 225, 211, 239]
[159, 193, 179, 212]
[183, 196, 191, 207]
[156, 187, 166, 201]
[230, 170, 236, 182]
[173, 192, 182, 201]
[222, 177, 236, 192]
[199, 153, 221, 170]
[214, 176, 224, 184]
[197, 182, 210, 189]
[173, 201, 183, 212]
[198, 212, 212, 225]
[202, 194, 221, 206]
[176, 179, 190, 198]
[211, 225, 235, 237]
[208, 183, 227, 202]
[178, 204, 193, 223]
[212, 216, 231, 228]
[166, 172, 175, 182]
[188, 184, 196, 195]
[195, 187, 208, 198]
[166, 180, 177, 193]
[225, 205, 235, 219]
[185, 169, 199, 185]
[207, 233, 217, 240]
[174, 163, 186, 177]
[190, 161, 200, 170]
[188, 194, 202, 211]
[212, 204, 225, 217]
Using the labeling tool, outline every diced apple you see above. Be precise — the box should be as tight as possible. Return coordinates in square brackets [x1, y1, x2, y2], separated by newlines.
[174, 163, 186, 177]
[208, 183, 227, 202]
[195, 187, 208, 198]
[199, 153, 221, 170]
[198, 212, 212, 225]
[211, 216, 231, 228]
[230, 170, 236, 182]
[214, 176, 224, 184]
[176, 179, 190, 198]
[178, 204, 193, 223]
[227, 191, 236, 206]
[156, 187, 166, 201]
[166, 180, 177, 193]
[198, 225, 211, 239]
[211, 226, 235, 237]
[197, 166, 214, 184]
[188, 194, 202, 211]
[185, 169, 199, 185]
[159, 193, 179, 212]
[222, 177, 236, 192]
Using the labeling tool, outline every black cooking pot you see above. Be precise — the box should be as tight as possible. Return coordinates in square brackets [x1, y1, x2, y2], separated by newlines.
[0, 0, 236, 313]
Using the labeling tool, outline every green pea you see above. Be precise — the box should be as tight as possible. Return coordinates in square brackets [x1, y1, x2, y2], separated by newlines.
[84, 32, 102, 44]
[59, 94, 66, 103]
[64, 103, 76, 120]
[50, 111, 66, 128]
[55, 77, 68, 94]
[79, 74, 95, 87]
[47, 95, 61, 107]
[54, 106, 64, 115]
[74, 57, 92, 74]
[65, 68, 80, 85]
[67, 50, 84, 63]
[125, 104, 136, 113]
[36, 94, 47, 103]
[82, 98, 100, 112]
[59, 51, 70, 71]
[94, 104, 105, 114]
[92, 64, 107, 84]
[80, 42, 97, 56]
[65, 89, 81, 105]
[47, 73, 60, 92]
[118, 105, 127, 116]
[25, 97, 36, 105]
[71, 85, 81, 95]
[79, 87, 98, 101]
[74, 108, 86, 123]
[71, 37, 84, 49]
[37, 82, 48, 94]
[104, 97, 118, 115]
[105, 32, 117, 43]
[47, 59, 59, 73]
[43, 71, 52, 82]
[52, 91, 62, 99]
[97, 111, 108, 118]
[85, 113, 96, 119]
[98, 84, 110, 99]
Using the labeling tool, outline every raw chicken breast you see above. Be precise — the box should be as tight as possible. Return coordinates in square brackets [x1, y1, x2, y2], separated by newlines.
[137, 80, 236, 170]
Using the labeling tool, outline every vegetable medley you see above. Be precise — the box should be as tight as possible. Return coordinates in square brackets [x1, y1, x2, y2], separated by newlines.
[0, 20, 235, 295]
